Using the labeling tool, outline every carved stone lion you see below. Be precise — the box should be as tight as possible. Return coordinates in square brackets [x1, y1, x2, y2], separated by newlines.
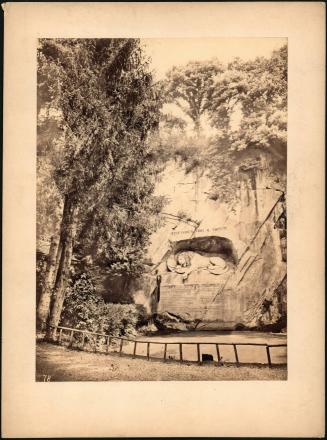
[167, 250, 229, 280]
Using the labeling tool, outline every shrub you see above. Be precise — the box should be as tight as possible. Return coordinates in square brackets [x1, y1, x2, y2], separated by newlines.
[102, 303, 140, 337]
[60, 273, 105, 333]
[60, 272, 144, 338]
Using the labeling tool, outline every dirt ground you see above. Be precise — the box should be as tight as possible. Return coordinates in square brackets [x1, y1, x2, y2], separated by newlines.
[36, 342, 287, 381]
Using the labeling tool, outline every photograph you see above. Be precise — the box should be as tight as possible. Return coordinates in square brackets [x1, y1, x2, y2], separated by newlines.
[3, 2, 325, 437]
[36, 37, 288, 381]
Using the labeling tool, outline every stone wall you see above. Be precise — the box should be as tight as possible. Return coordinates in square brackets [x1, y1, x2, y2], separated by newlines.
[131, 162, 286, 331]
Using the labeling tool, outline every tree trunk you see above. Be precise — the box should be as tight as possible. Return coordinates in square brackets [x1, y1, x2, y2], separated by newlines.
[36, 235, 60, 331]
[46, 196, 78, 341]
[54, 239, 63, 282]
[194, 118, 201, 137]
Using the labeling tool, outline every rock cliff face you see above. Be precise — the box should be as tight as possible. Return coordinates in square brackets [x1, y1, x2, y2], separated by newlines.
[131, 162, 286, 332]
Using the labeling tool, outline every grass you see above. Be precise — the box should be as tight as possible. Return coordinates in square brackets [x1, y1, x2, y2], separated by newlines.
[36, 342, 287, 381]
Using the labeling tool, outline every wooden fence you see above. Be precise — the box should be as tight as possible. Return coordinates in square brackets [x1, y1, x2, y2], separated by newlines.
[50, 325, 287, 367]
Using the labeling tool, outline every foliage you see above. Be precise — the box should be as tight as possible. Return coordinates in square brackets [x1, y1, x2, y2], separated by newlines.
[37, 38, 166, 280]
[102, 303, 141, 337]
[205, 136, 240, 204]
[60, 273, 143, 337]
[176, 209, 192, 222]
[38, 38, 160, 201]
[208, 46, 287, 152]
[37, 110, 64, 241]
[206, 46, 287, 203]
[74, 163, 166, 277]
[150, 111, 214, 178]
[165, 60, 224, 131]
[161, 46, 287, 205]
[60, 273, 104, 332]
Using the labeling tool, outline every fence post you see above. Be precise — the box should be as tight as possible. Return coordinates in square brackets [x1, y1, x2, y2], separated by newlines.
[266, 345, 272, 367]
[233, 344, 239, 366]
[197, 343, 201, 364]
[147, 342, 150, 360]
[69, 330, 74, 347]
[106, 337, 111, 354]
[216, 344, 221, 363]
[179, 343, 183, 363]
[81, 332, 85, 350]
[133, 341, 137, 359]
[164, 343, 167, 362]
[52, 326, 58, 341]
[58, 328, 63, 344]
[119, 338, 123, 356]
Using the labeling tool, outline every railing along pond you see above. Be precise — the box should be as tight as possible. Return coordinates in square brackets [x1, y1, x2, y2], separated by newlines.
[50, 325, 287, 367]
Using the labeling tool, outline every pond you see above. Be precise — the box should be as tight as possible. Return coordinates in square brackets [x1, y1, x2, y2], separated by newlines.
[121, 330, 288, 365]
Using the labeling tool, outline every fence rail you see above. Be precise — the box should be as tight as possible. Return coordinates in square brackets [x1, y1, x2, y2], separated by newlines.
[50, 325, 287, 367]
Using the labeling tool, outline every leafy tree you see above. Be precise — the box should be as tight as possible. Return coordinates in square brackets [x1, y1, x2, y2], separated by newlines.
[209, 46, 287, 151]
[160, 46, 287, 209]
[165, 60, 224, 132]
[36, 39, 164, 336]
[75, 168, 166, 278]
[206, 45, 287, 204]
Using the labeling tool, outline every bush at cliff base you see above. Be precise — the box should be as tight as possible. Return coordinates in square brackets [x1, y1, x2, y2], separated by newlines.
[60, 273, 146, 337]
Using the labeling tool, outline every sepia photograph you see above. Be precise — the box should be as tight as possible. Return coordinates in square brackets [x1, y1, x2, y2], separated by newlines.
[3, 2, 325, 437]
[36, 37, 288, 381]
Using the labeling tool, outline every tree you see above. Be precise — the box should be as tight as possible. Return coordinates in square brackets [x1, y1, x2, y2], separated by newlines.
[206, 45, 287, 205]
[165, 60, 224, 132]
[151, 115, 212, 175]
[36, 39, 163, 336]
[213, 46, 287, 155]
[75, 162, 166, 278]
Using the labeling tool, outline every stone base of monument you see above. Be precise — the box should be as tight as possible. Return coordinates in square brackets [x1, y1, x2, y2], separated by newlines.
[153, 314, 190, 332]
[155, 283, 243, 331]
[154, 270, 286, 332]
